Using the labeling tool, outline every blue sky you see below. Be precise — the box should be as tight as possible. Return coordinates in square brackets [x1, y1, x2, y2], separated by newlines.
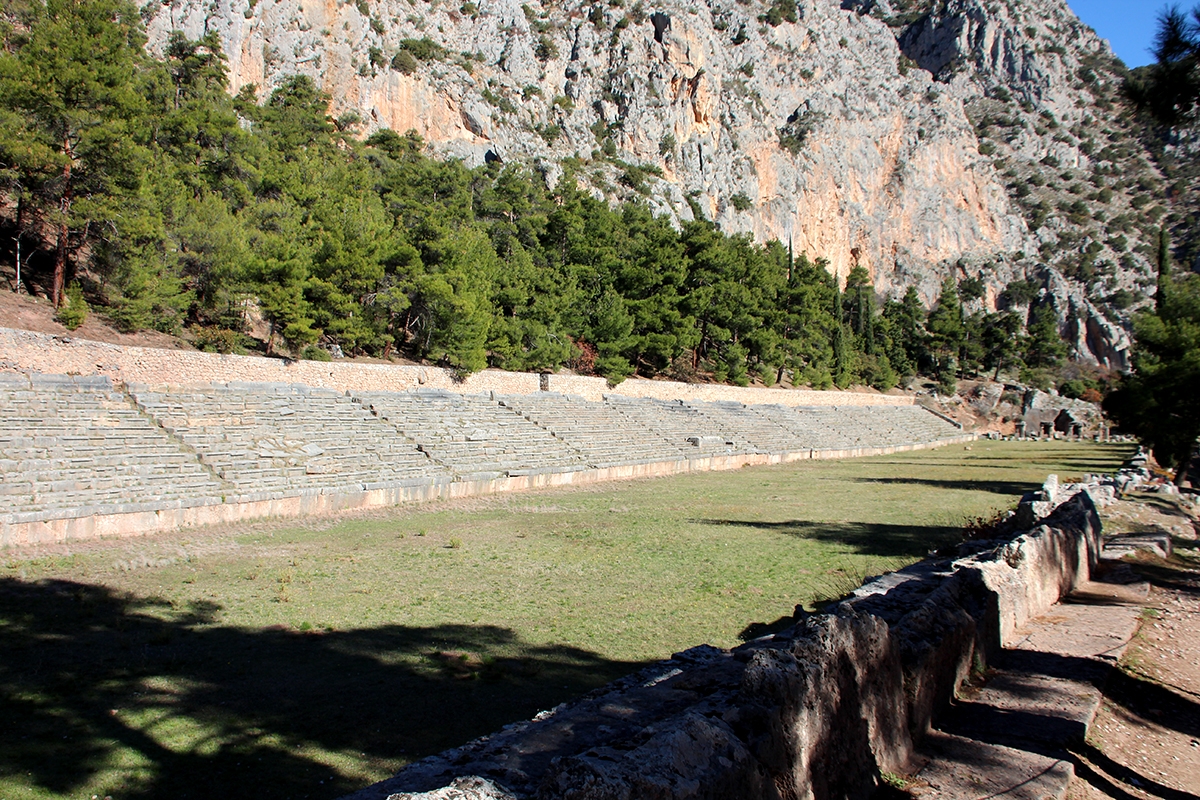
[1066, 0, 1169, 67]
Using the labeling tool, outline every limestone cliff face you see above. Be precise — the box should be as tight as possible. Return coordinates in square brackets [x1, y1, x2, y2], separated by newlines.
[143, 0, 1156, 368]
[893, 0, 1149, 366]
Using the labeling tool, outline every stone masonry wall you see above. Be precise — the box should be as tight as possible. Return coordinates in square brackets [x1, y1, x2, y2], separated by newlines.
[0, 327, 908, 407]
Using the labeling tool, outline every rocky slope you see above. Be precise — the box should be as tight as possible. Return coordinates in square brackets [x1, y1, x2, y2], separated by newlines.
[143, 0, 1168, 368]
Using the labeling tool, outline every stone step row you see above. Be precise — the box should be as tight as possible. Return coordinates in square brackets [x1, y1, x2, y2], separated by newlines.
[1, 376, 964, 521]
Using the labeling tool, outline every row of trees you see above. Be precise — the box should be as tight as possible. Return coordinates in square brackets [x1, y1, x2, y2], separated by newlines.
[0, 0, 1067, 388]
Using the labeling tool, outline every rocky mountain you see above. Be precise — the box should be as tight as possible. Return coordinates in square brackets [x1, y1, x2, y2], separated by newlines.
[142, 0, 1171, 368]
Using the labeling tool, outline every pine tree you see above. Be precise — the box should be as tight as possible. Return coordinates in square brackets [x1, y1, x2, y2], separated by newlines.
[1105, 272, 1200, 484]
[0, 0, 152, 305]
[926, 278, 965, 390]
[1126, 4, 1200, 128]
[1023, 304, 1068, 370]
[1157, 226, 1172, 311]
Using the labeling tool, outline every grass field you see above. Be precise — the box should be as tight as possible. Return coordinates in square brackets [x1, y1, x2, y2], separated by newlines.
[0, 440, 1132, 800]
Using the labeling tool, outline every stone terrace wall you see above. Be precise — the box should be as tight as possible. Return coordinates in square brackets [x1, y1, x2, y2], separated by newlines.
[348, 490, 1104, 800]
[0, 327, 908, 407]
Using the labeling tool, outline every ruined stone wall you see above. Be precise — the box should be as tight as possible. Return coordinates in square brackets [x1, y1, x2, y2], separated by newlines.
[0, 327, 907, 407]
[348, 489, 1103, 800]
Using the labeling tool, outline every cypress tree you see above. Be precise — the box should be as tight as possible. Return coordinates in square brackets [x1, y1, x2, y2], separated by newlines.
[1157, 226, 1172, 311]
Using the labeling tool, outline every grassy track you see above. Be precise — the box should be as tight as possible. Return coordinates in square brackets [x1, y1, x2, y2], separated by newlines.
[0, 440, 1131, 800]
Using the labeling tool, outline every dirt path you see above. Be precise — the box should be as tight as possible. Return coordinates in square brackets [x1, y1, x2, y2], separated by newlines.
[1068, 493, 1200, 800]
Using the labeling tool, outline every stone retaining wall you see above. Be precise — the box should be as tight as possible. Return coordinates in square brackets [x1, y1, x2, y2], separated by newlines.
[348, 489, 1103, 800]
[0, 326, 909, 407]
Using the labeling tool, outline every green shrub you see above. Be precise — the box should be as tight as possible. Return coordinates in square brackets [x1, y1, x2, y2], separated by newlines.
[619, 164, 651, 194]
[1057, 379, 1094, 399]
[1106, 288, 1135, 309]
[192, 327, 244, 354]
[535, 35, 558, 61]
[54, 282, 88, 330]
[390, 49, 417, 74]
[391, 37, 447, 74]
[778, 111, 823, 155]
[762, 0, 798, 26]
[729, 192, 752, 211]
[481, 87, 517, 113]
[301, 345, 332, 362]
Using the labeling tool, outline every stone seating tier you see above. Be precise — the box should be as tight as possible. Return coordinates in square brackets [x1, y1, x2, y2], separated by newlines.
[601, 396, 742, 455]
[355, 390, 589, 476]
[1, 376, 966, 525]
[0, 376, 225, 513]
[497, 393, 693, 467]
[129, 383, 449, 493]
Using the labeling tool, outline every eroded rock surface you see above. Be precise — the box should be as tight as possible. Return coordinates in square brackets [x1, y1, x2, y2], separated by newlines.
[143, 0, 1166, 368]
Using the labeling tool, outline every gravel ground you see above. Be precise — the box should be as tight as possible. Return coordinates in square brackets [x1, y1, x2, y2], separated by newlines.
[1068, 491, 1200, 800]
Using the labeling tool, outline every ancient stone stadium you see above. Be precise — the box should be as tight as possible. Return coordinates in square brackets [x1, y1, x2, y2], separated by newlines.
[0, 365, 967, 547]
[4, 0, 1200, 795]
[4, 330, 1193, 800]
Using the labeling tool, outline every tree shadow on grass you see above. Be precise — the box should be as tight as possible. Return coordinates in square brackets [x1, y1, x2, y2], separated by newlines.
[692, 519, 962, 559]
[0, 577, 644, 800]
[873, 444, 1132, 473]
[850, 476, 1036, 497]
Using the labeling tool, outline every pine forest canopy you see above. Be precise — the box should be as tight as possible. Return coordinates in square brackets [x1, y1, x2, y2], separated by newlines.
[0, 1, 1100, 389]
